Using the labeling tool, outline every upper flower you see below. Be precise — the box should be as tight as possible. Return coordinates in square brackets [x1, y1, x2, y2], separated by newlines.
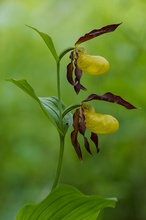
[67, 47, 109, 94]
[66, 23, 121, 94]
[77, 49, 110, 76]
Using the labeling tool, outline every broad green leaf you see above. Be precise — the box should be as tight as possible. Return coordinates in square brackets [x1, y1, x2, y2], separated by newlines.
[39, 96, 73, 134]
[16, 184, 117, 220]
[26, 25, 59, 62]
[7, 79, 72, 135]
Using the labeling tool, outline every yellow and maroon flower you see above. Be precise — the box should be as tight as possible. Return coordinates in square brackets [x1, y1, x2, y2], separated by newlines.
[71, 103, 118, 160]
[70, 92, 136, 160]
[67, 47, 109, 94]
[83, 102, 119, 134]
[77, 49, 110, 76]
[67, 23, 121, 94]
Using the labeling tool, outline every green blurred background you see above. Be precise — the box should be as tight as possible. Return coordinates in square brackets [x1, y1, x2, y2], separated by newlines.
[0, 0, 146, 219]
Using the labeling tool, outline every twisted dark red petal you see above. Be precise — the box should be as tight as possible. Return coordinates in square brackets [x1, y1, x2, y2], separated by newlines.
[90, 132, 100, 153]
[71, 109, 82, 160]
[78, 109, 92, 155]
[67, 62, 75, 86]
[75, 23, 122, 45]
[84, 92, 137, 110]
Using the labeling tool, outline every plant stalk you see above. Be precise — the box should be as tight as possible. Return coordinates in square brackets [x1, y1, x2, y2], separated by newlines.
[57, 60, 63, 130]
[51, 133, 65, 190]
[51, 59, 65, 191]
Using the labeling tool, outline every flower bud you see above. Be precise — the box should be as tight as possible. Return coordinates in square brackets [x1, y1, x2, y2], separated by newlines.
[83, 103, 119, 134]
[77, 52, 110, 76]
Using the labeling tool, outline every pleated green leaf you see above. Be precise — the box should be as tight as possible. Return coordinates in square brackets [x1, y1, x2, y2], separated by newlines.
[16, 185, 117, 220]
[7, 79, 72, 135]
[26, 25, 59, 62]
[38, 96, 73, 134]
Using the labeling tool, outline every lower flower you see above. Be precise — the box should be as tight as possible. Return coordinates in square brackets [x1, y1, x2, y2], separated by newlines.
[82, 102, 119, 134]
[69, 91, 136, 160]
[71, 102, 119, 160]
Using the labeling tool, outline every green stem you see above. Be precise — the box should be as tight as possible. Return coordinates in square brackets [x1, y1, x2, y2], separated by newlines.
[59, 47, 74, 61]
[62, 103, 81, 118]
[51, 47, 75, 190]
[57, 60, 63, 130]
[51, 59, 65, 191]
[51, 133, 65, 190]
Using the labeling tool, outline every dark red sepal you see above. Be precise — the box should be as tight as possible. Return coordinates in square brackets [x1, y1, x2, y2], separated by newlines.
[71, 109, 82, 160]
[90, 132, 100, 153]
[78, 109, 92, 155]
[75, 65, 82, 82]
[67, 62, 75, 86]
[67, 52, 87, 94]
[74, 82, 87, 94]
[84, 92, 137, 110]
[75, 23, 122, 45]
[84, 136, 92, 155]
[73, 58, 87, 94]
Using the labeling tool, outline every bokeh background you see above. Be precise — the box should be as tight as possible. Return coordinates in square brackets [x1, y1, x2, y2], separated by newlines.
[0, 0, 146, 219]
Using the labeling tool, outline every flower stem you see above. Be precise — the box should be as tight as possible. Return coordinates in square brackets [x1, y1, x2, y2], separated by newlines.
[59, 47, 74, 61]
[62, 103, 81, 118]
[51, 133, 65, 190]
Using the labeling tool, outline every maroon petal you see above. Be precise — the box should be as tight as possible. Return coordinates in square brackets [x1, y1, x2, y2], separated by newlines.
[73, 59, 87, 94]
[84, 92, 137, 110]
[75, 23, 122, 45]
[67, 52, 87, 94]
[84, 136, 92, 155]
[71, 109, 82, 160]
[90, 132, 100, 153]
[78, 109, 92, 155]
[71, 131, 82, 160]
[67, 62, 75, 86]
[78, 111, 86, 135]
[74, 82, 87, 94]
[75, 65, 82, 82]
